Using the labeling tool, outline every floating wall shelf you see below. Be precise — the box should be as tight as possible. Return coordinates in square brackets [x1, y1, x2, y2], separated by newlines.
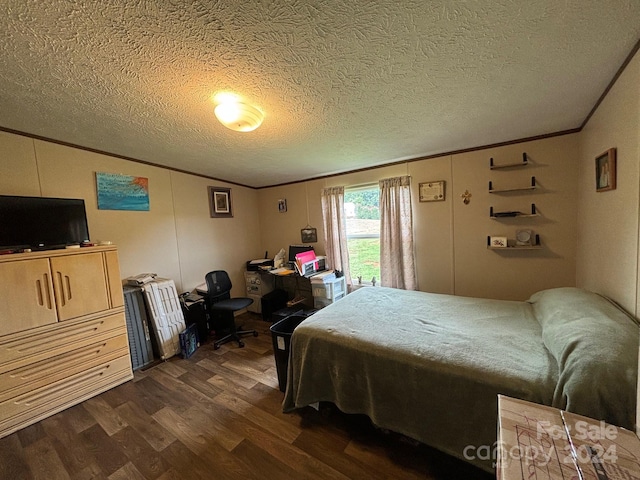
[489, 176, 536, 193]
[487, 234, 541, 250]
[489, 152, 528, 170]
[490, 204, 538, 219]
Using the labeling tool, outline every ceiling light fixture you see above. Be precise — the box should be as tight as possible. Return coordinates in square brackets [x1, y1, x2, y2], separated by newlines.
[214, 100, 264, 132]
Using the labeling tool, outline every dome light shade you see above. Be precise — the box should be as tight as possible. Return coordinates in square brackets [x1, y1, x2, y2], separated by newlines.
[214, 101, 264, 132]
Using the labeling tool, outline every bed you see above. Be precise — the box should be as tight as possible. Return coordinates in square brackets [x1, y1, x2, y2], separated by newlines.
[282, 286, 638, 472]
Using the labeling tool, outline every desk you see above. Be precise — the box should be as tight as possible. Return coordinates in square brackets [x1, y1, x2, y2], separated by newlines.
[266, 270, 313, 308]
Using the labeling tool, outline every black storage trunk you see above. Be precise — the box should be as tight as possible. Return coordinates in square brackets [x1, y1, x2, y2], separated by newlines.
[123, 286, 154, 371]
[270, 315, 307, 392]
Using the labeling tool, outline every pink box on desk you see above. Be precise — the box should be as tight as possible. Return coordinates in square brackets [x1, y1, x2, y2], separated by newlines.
[295, 250, 317, 266]
[294, 250, 318, 276]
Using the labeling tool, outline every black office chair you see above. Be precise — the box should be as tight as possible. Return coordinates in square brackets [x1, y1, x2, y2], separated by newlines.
[204, 270, 257, 349]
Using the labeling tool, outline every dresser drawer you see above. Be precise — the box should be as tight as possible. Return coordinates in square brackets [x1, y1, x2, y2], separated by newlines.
[0, 334, 129, 402]
[0, 312, 126, 375]
[0, 354, 132, 438]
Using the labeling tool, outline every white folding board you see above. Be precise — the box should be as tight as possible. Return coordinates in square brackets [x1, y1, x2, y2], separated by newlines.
[141, 278, 186, 360]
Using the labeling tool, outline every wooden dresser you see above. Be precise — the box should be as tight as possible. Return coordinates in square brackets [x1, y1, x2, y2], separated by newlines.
[0, 246, 133, 438]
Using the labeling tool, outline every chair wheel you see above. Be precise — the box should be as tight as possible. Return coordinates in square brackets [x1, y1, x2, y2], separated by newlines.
[214, 343, 221, 350]
[238, 341, 245, 348]
[253, 331, 258, 337]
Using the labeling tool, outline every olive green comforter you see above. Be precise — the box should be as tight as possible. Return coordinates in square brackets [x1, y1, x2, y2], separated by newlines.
[282, 287, 638, 472]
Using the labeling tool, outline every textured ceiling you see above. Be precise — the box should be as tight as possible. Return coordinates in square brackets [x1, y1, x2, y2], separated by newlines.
[1, 1, 639, 188]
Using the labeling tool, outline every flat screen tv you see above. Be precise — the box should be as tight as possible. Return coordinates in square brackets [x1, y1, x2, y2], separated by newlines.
[0, 195, 90, 250]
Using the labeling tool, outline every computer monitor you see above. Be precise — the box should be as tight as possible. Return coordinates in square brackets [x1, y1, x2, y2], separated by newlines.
[288, 244, 314, 262]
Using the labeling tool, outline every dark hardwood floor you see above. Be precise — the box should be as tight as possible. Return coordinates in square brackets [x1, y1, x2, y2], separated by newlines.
[0, 313, 493, 480]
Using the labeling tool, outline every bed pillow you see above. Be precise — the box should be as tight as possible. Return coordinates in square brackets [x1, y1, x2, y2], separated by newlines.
[528, 287, 638, 429]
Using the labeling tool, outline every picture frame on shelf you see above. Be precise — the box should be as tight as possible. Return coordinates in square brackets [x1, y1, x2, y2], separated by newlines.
[596, 148, 616, 192]
[208, 186, 233, 218]
[490, 236, 508, 248]
[419, 181, 445, 202]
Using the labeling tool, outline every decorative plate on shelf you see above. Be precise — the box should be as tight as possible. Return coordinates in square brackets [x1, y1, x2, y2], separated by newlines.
[515, 229, 532, 246]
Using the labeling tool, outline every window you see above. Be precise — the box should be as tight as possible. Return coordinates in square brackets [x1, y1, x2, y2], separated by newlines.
[344, 186, 380, 284]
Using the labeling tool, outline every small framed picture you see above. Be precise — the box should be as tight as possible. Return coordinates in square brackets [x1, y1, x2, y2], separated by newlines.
[490, 236, 508, 248]
[208, 186, 233, 218]
[301, 227, 318, 243]
[419, 181, 445, 202]
[596, 148, 616, 192]
[278, 198, 287, 213]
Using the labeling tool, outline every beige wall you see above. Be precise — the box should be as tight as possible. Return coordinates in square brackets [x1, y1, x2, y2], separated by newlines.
[574, 48, 640, 436]
[258, 180, 326, 261]
[408, 156, 454, 294]
[257, 135, 579, 301]
[0, 132, 262, 295]
[576, 49, 640, 316]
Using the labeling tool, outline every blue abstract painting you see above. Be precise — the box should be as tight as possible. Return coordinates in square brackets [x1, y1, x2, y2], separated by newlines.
[96, 172, 150, 211]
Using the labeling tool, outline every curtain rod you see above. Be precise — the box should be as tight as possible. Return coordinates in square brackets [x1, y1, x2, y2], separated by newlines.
[344, 175, 412, 191]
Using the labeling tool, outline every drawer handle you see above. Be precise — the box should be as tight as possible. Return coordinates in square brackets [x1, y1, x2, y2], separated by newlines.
[10, 341, 110, 380]
[10, 320, 120, 354]
[35, 279, 43, 306]
[35, 274, 53, 310]
[65, 275, 72, 300]
[56, 272, 65, 306]
[14, 364, 113, 406]
[56, 272, 72, 304]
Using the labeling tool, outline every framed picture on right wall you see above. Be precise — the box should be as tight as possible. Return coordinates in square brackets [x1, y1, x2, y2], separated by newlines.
[596, 148, 616, 192]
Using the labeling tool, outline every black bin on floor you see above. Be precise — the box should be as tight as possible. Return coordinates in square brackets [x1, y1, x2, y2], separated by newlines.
[270, 315, 307, 392]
